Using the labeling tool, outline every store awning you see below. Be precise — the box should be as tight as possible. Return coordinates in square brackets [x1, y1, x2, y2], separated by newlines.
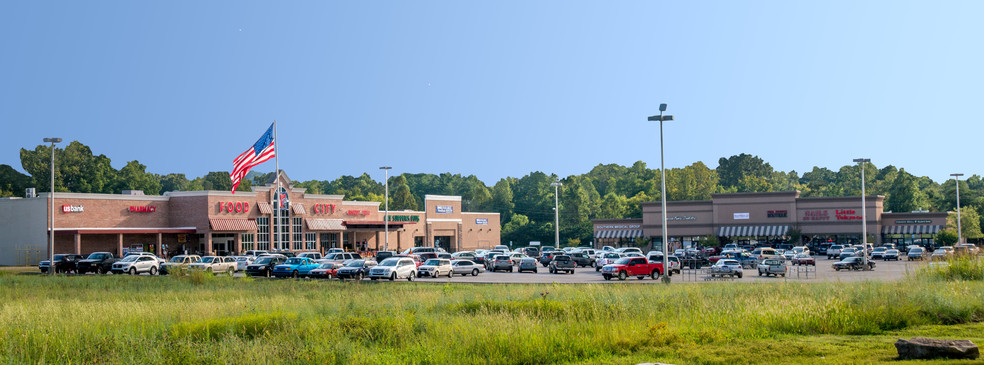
[305, 218, 346, 231]
[209, 218, 258, 231]
[256, 202, 273, 215]
[882, 225, 943, 235]
[716, 225, 789, 237]
[594, 229, 644, 239]
[291, 203, 307, 215]
[343, 221, 412, 229]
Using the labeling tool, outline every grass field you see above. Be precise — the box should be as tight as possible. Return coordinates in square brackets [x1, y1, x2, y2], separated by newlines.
[0, 267, 982, 364]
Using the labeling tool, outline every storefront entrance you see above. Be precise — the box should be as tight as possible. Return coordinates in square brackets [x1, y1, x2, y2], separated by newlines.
[434, 236, 453, 252]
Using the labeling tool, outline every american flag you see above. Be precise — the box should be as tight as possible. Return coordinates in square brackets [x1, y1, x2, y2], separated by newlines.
[230, 123, 276, 193]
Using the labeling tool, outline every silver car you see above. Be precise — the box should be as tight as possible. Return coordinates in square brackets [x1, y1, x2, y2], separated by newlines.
[710, 259, 743, 278]
[451, 260, 484, 276]
[368, 258, 417, 281]
[111, 254, 160, 275]
[518, 257, 538, 273]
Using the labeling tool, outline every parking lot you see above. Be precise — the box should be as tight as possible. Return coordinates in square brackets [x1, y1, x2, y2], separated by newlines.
[217, 255, 924, 284]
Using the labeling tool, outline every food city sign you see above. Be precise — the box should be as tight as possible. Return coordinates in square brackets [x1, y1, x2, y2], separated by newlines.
[217, 201, 250, 213]
[62, 205, 84, 213]
[801, 209, 863, 221]
[128, 206, 157, 213]
[312, 203, 336, 214]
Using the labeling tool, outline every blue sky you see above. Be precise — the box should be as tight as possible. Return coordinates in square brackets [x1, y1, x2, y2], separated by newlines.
[2, 1, 981, 185]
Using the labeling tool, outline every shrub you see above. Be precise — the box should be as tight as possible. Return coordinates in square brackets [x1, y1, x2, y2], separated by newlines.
[170, 312, 296, 341]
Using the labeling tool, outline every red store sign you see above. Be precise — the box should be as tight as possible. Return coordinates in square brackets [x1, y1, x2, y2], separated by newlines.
[802, 209, 862, 221]
[347, 210, 370, 216]
[218, 201, 250, 213]
[128, 206, 156, 213]
[313, 203, 336, 214]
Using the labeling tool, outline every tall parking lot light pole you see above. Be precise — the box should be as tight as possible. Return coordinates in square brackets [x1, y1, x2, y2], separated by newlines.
[550, 181, 562, 247]
[951, 173, 964, 244]
[648, 104, 674, 283]
[853, 158, 870, 269]
[44, 137, 62, 276]
[380, 166, 392, 252]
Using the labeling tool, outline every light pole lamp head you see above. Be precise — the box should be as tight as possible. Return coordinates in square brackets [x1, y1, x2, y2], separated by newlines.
[379, 166, 391, 170]
[43, 138, 62, 143]
[659, 103, 667, 112]
[852, 158, 870, 164]
[950, 173, 964, 178]
[550, 182, 562, 187]
[647, 115, 673, 122]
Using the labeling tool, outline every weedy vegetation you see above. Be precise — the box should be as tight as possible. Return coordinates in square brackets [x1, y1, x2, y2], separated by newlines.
[0, 260, 981, 364]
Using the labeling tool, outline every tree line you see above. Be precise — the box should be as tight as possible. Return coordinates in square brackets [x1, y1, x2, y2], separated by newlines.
[3, 143, 982, 244]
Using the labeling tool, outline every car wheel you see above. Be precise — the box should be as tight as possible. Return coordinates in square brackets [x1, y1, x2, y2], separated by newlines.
[590, 261, 596, 268]
[129, 267, 137, 275]
[356, 273, 363, 281]
[227, 267, 234, 276]
[291, 271, 299, 279]
[595, 266, 600, 272]
[533, 269, 537, 273]
[326, 273, 333, 280]
[650, 270, 659, 280]
[758, 271, 763, 276]
[447, 270, 454, 278]
[150, 266, 158, 276]
[408, 272, 415, 282]
[265, 269, 271, 278]
[472, 269, 478, 276]
[390, 273, 396, 281]
[737, 273, 743, 278]
[637, 275, 644, 280]
[618, 271, 627, 281]
[549, 268, 555, 274]
[604, 275, 611, 280]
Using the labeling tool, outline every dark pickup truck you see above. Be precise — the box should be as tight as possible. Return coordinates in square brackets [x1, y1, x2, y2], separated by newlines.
[75, 252, 118, 274]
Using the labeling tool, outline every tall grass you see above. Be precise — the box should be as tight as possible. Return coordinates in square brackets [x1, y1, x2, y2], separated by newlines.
[0, 275, 981, 364]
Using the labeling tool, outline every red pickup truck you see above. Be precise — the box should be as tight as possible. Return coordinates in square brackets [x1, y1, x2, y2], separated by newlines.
[601, 257, 664, 280]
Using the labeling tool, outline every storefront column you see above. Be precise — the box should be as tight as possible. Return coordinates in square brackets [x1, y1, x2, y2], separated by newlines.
[426, 222, 433, 248]
[234, 233, 242, 255]
[375, 231, 380, 251]
[74, 233, 81, 255]
[156, 233, 163, 257]
[206, 234, 213, 255]
[339, 231, 345, 250]
[315, 234, 322, 253]
[457, 222, 463, 252]
[396, 232, 402, 252]
[117, 234, 123, 257]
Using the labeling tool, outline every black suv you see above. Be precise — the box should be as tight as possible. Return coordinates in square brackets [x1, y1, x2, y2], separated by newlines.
[76, 252, 118, 274]
[568, 252, 593, 267]
[39, 254, 85, 274]
[245, 255, 287, 277]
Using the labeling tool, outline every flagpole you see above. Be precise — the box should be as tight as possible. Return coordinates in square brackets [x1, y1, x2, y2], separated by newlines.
[274, 120, 281, 251]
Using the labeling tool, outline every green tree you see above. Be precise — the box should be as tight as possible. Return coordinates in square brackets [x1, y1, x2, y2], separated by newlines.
[200, 171, 249, 192]
[597, 192, 628, 219]
[947, 206, 983, 240]
[389, 175, 418, 211]
[736, 175, 772, 193]
[491, 178, 515, 223]
[935, 229, 958, 246]
[21, 141, 115, 193]
[716, 153, 774, 189]
[886, 169, 928, 212]
[159, 173, 191, 193]
[0, 165, 32, 197]
[112, 161, 162, 194]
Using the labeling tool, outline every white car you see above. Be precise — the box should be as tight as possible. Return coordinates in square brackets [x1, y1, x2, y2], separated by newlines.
[297, 252, 323, 261]
[235, 256, 252, 271]
[615, 247, 643, 256]
[111, 254, 160, 275]
[324, 252, 362, 264]
[647, 253, 681, 275]
[369, 257, 417, 281]
[451, 251, 476, 261]
[595, 253, 622, 271]
[418, 259, 453, 278]
[710, 259, 744, 278]
[188, 256, 237, 274]
[792, 246, 810, 256]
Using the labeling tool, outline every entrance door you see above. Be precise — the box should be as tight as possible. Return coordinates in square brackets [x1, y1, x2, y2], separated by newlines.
[212, 234, 234, 255]
[434, 236, 452, 252]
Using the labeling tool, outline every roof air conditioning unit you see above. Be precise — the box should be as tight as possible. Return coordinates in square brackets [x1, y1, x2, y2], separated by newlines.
[25, 188, 36, 198]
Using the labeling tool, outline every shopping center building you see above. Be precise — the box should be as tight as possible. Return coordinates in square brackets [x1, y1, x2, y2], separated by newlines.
[593, 191, 948, 249]
[0, 172, 500, 265]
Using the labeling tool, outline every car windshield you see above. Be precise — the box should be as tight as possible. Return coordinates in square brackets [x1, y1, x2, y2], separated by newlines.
[423, 259, 441, 266]
[120, 255, 138, 262]
[168, 256, 187, 263]
[605, 254, 620, 258]
[285, 258, 304, 265]
[934, 249, 946, 254]
[254, 257, 272, 264]
[379, 259, 400, 267]
[555, 256, 570, 261]
[613, 258, 632, 265]
[201, 257, 216, 263]
[495, 256, 509, 260]
[86, 253, 107, 260]
[319, 263, 335, 269]
[345, 260, 365, 267]
[720, 260, 739, 266]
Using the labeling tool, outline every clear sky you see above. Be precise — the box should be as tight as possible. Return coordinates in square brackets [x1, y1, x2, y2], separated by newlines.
[2, 1, 981, 185]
